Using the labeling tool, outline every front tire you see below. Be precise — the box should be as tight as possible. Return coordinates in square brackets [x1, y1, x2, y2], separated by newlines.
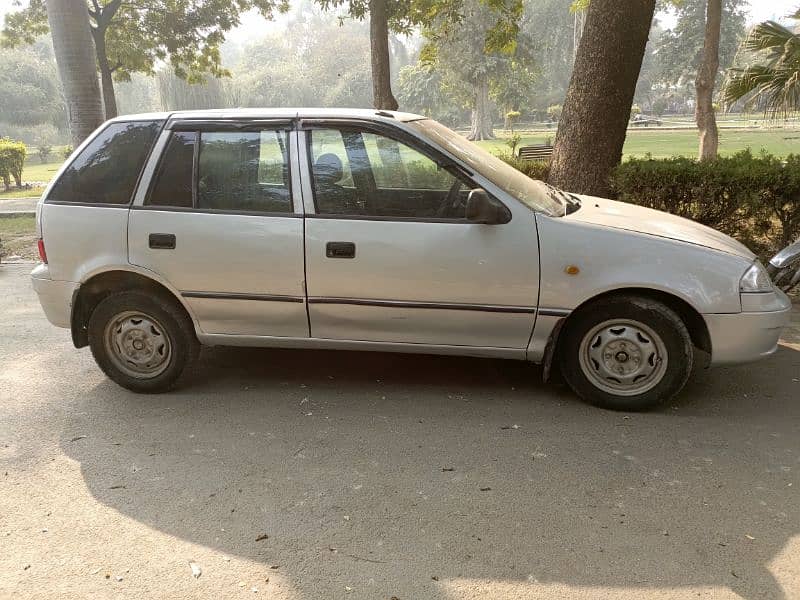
[559, 295, 694, 411]
[88, 291, 198, 393]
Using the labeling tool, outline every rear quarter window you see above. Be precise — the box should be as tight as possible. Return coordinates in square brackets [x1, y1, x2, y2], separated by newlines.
[47, 120, 162, 205]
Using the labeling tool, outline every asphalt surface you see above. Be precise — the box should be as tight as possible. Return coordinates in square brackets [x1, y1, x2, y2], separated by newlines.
[0, 198, 38, 214]
[1, 263, 799, 599]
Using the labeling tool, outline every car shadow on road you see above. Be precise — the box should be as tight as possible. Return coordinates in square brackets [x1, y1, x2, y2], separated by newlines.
[59, 344, 800, 599]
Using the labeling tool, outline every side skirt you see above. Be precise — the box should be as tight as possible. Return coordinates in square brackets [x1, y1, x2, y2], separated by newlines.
[197, 334, 527, 361]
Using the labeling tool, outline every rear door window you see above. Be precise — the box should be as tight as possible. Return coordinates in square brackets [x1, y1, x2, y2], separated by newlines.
[47, 120, 161, 205]
[197, 130, 292, 213]
[145, 127, 293, 213]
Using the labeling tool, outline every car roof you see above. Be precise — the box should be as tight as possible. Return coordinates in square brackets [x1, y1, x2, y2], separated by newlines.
[110, 108, 427, 124]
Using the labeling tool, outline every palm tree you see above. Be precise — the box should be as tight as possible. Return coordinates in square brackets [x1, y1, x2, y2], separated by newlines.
[723, 10, 800, 116]
[47, 0, 104, 146]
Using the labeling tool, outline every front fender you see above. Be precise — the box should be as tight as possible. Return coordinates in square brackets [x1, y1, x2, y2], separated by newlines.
[535, 214, 749, 316]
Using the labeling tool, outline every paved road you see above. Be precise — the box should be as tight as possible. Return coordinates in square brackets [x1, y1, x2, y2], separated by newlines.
[0, 197, 38, 214]
[1, 263, 799, 599]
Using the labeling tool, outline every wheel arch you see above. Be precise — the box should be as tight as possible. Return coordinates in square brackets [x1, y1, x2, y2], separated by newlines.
[71, 268, 197, 348]
[544, 287, 712, 379]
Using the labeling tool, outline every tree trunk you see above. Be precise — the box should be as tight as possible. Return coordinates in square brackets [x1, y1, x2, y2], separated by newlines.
[368, 0, 398, 111]
[467, 77, 494, 141]
[548, 0, 656, 196]
[92, 29, 118, 119]
[47, 0, 104, 147]
[695, 0, 721, 161]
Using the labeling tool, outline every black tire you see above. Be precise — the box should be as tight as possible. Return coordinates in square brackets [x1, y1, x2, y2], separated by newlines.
[559, 295, 694, 411]
[88, 290, 199, 393]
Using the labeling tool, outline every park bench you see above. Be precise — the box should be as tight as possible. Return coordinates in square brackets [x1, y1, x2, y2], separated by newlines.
[517, 144, 554, 162]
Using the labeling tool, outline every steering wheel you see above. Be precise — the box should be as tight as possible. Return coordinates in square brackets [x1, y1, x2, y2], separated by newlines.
[435, 179, 464, 218]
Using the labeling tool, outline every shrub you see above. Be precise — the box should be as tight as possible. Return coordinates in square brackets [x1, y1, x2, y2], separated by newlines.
[0, 138, 27, 190]
[62, 145, 74, 160]
[546, 104, 562, 121]
[37, 144, 52, 163]
[505, 133, 522, 155]
[495, 152, 550, 181]
[33, 123, 59, 164]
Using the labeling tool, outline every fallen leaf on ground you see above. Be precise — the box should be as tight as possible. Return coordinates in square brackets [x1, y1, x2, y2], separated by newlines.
[480, 487, 492, 492]
[69, 435, 87, 442]
[189, 561, 202, 579]
[255, 534, 269, 542]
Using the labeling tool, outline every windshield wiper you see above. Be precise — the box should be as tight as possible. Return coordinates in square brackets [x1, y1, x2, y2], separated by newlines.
[564, 193, 582, 215]
[543, 183, 581, 216]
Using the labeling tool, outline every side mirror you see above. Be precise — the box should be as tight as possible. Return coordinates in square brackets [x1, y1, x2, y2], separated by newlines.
[465, 189, 508, 225]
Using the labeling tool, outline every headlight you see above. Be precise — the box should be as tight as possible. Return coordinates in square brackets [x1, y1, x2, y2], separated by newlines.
[740, 261, 773, 293]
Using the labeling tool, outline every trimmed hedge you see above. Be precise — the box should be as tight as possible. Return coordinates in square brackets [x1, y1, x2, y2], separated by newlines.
[0, 137, 26, 190]
[495, 152, 550, 181]
[497, 150, 800, 260]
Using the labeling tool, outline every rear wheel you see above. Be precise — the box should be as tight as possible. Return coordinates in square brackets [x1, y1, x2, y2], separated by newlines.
[559, 295, 694, 411]
[88, 291, 198, 393]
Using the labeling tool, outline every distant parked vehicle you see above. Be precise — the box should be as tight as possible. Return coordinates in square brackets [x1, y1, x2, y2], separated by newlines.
[631, 114, 663, 127]
[31, 109, 793, 410]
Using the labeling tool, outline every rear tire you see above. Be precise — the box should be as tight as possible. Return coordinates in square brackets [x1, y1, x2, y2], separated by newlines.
[88, 290, 198, 393]
[559, 295, 694, 411]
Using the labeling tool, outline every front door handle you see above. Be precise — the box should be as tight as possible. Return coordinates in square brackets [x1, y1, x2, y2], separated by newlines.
[149, 233, 176, 249]
[326, 241, 356, 259]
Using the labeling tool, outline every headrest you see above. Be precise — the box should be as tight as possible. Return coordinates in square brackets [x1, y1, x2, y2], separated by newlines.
[314, 153, 344, 185]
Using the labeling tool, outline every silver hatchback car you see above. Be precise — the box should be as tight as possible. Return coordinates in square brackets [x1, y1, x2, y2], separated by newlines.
[31, 109, 794, 410]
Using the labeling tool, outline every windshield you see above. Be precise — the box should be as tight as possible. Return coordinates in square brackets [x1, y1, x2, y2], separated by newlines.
[408, 119, 568, 217]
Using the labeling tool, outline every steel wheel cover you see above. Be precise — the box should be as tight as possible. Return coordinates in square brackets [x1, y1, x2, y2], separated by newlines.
[578, 319, 669, 397]
[103, 311, 172, 379]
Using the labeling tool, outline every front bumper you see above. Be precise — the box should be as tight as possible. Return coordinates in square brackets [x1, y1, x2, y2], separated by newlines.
[30, 264, 78, 329]
[704, 290, 792, 366]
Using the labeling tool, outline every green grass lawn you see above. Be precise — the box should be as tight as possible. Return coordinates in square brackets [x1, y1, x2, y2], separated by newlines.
[0, 159, 62, 199]
[23, 159, 64, 183]
[0, 214, 37, 260]
[476, 128, 800, 160]
[0, 186, 46, 199]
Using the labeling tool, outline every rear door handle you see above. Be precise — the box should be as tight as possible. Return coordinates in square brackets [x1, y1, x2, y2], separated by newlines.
[326, 241, 356, 259]
[149, 233, 176, 250]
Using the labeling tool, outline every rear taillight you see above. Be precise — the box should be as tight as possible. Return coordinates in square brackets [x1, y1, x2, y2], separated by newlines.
[37, 238, 47, 264]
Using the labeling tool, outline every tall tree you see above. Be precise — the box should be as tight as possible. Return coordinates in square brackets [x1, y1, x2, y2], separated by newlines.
[369, 0, 399, 109]
[45, 0, 104, 146]
[2, 0, 289, 119]
[420, 0, 532, 140]
[315, 0, 521, 111]
[548, 0, 655, 196]
[695, 0, 721, 160]
[654, 0, 746, 111]
[723, 11, 800, 115]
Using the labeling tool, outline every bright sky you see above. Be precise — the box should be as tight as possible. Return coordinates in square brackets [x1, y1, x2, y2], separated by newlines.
[746, 0, 797, 23]
[0, 0, 798, 42]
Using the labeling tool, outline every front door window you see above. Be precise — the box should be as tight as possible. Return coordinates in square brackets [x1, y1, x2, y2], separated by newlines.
[308, 127, 477, 220]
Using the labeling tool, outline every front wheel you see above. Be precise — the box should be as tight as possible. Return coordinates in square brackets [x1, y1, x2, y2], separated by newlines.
[88, 291, 198, 393]
[559, 295, 694, 411]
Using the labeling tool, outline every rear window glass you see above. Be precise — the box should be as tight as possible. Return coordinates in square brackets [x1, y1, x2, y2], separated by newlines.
[47, 120, 161, 205]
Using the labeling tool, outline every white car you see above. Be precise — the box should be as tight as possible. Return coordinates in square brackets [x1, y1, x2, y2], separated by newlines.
[31, 109, 794, 410]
